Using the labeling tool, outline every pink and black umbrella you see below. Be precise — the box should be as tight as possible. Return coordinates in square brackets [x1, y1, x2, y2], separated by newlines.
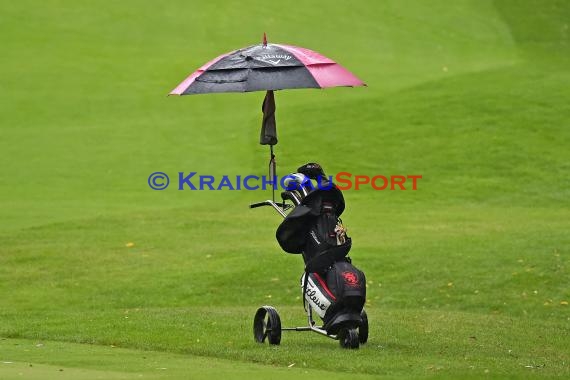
[170, 34, 364, 95]
[169, 34, 365, 198]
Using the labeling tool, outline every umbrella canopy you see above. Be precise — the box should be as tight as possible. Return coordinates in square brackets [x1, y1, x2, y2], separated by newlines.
[169, 41, 365, 95]
[168, 36, 365, 202]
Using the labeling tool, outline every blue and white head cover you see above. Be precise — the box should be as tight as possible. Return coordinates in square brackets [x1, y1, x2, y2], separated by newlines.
[283, 173, 312, 194]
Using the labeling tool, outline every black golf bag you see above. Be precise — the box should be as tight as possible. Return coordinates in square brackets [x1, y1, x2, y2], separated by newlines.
[276, 174, 366, 334]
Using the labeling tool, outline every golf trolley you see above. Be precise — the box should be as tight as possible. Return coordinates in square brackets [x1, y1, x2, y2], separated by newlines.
[250, 163, 368, 349]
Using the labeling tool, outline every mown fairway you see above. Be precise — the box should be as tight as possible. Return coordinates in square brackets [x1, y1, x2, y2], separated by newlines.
[1, 0, 569, 378]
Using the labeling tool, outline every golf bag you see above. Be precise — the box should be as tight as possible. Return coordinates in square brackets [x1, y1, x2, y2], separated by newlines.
[276, 168, 366, 334]
[302, 260, 366, 333]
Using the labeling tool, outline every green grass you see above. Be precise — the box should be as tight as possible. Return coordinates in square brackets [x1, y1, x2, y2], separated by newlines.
[0, 338, 382, 380]
[1, 0, 569, 378]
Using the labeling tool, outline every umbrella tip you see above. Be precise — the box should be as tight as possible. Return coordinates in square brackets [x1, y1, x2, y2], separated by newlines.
[262, 32, 267, 47]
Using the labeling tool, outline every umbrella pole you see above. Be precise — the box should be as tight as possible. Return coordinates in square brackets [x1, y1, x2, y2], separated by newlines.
[269, 145, 276, 203]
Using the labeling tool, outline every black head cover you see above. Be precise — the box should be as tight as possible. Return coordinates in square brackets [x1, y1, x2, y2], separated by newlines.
[297, 162, 325, 180]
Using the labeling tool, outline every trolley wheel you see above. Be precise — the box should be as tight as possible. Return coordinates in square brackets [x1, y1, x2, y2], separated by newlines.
[359, 308, 369, 344]
[338, 327, 359, 349]
[253, 306, 281, 345]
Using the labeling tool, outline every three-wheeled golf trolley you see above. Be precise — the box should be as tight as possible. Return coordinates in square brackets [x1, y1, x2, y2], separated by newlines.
[250, 163, 368, 349]
[167, 35, 368, 349]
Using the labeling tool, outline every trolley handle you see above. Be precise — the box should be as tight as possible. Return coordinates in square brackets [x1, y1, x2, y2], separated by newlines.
[250, 201, 271, 209]
[249, 200, 290, 218]
[249, 200, 289, 209]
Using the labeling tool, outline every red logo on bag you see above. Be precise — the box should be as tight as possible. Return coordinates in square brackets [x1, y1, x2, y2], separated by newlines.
[342, 271, 359, 287]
